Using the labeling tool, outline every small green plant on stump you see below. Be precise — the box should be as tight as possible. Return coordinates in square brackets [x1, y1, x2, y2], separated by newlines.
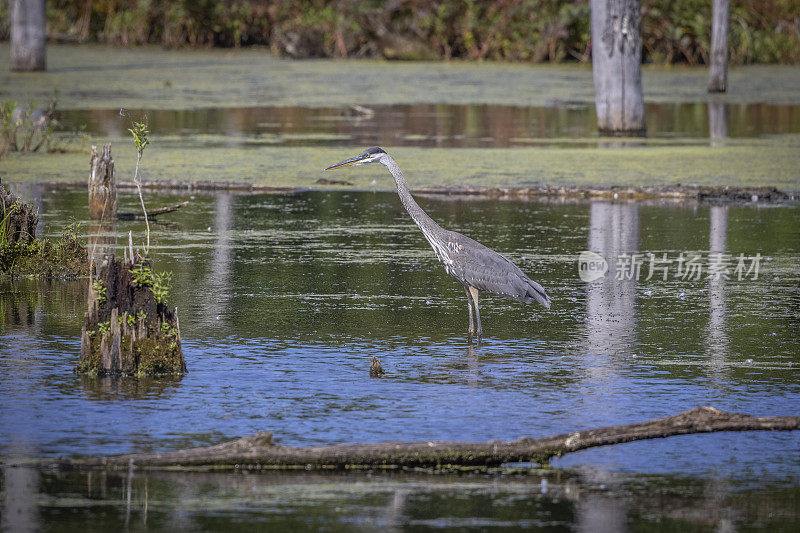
[92, 278, 107, 305]
[152, 271, 172, 304]
[128, 121, 151, 252]
[97, 321, 111, 336]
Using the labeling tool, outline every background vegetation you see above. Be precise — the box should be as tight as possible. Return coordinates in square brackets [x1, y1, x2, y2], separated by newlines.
[0, 1, 797, 64]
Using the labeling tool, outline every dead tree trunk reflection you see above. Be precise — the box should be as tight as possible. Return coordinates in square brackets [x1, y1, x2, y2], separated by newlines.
[1, 464, 39, 532]
[203, 193, 234, 329]
[707, 206, 729, 382]
[709, 101, 727, 147]
[577, 492, 629, 533]
[586, 201, 640, 359]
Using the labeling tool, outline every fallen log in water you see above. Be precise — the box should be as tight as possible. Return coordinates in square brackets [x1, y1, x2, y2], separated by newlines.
[117, 201, 189, 221]
[56, 407, 799, 470]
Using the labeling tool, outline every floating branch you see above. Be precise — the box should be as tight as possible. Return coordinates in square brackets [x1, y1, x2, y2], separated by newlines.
[58, 407, 799, 470]
[117, 201, 188, 221]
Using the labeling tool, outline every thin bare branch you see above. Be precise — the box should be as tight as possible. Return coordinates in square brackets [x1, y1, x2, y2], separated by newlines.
[133, 151, 150, 252]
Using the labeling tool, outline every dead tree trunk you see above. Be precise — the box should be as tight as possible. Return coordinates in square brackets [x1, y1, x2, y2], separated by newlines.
[88, 144, 117, 220]
[77, 255, 186, 377]
[59, 407, 800, 470]
[708, 0, 730, 93]
[87, 145, 118, 271]
[590, 0, 646, 136]
[9, 0, 47, 72]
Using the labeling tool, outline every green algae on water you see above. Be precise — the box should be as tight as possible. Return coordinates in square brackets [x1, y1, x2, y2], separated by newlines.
[2, 44, 800, 110]
[2, 136, 799, 191]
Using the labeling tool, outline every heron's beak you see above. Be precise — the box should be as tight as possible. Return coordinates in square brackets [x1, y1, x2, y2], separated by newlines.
[324, 154, 364, 171]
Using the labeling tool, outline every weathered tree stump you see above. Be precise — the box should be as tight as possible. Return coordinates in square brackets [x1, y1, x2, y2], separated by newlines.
[88, 220, 117, 275]
[77, 255, 186, 376]
[1, 179, 38, 245]
[88, 144, 117, 220]
[590, 0, 647, 136]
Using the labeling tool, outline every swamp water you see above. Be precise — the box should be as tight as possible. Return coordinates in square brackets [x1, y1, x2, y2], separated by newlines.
[1, 188, 799, 530]
[2, 44, 800, 190]
[1, 43, 800, 530]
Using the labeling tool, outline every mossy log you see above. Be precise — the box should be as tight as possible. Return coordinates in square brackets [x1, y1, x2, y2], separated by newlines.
[88, 144, 117, 220]
[77, 255, 186, 376]
[1, 181, 88, 277]
[61, 407, 800, 470]
[1, 179, 38, 245]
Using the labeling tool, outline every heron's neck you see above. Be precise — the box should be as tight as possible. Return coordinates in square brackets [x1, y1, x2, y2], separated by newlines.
[381, 155, 442, 236]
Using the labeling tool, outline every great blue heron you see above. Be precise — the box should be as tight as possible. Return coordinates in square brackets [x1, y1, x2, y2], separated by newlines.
[325, 147, 551, 341]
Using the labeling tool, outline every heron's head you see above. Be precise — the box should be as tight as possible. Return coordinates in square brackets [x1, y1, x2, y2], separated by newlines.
[325, 147, 387, 171]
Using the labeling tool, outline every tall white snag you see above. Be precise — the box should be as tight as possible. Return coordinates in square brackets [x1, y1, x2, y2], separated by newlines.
[9, 0, 46, 72]
[590, 0, 646, 136]
[708, 0, 730, 92]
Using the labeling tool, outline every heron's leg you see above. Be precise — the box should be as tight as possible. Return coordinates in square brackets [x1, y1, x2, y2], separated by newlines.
[464, 286, 474, 339]
[469, 286, 482, 341]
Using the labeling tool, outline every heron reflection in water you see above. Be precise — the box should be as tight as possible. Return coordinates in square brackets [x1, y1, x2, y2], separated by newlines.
[325, 147, 551, 342]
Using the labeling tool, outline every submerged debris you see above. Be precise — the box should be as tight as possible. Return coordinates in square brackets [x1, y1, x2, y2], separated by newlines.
[77, 255, 186, 376]
[369, 356, 386, 378]
[315, 177, 354, 186]
[88, 180, 800, 205]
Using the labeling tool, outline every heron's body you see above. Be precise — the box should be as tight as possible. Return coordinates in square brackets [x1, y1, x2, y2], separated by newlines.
[326, 147, 550, 340]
